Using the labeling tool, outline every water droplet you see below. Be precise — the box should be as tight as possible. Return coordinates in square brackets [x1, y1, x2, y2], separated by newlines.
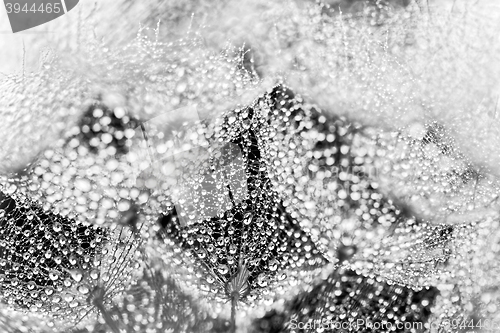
[218, 264, 229, 275]
[256, 273, 268, 287]
[74, 178, 92, 192]
[52, 222, 62, 232]
[268, 259, 278, 271]
[68, 269, 83, 282]
[48, 271, 59, 281]
[78, 284, 90, 295]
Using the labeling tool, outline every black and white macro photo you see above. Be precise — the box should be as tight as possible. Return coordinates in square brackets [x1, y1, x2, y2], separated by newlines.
[1, 0, 500, 332]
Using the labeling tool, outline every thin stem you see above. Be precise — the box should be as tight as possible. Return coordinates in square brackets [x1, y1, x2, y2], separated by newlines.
[22, 40, 25, 81]
[230, 292, 238, 333]
[140, 123, 155, 165]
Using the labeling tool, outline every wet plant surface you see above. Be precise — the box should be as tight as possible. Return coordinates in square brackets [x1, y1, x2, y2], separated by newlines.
[1, 1, 500, 332]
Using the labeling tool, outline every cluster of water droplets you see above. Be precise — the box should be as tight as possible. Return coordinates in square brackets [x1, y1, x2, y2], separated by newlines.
[0, 175, 143, 332]
[2, 70, 500, 333]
